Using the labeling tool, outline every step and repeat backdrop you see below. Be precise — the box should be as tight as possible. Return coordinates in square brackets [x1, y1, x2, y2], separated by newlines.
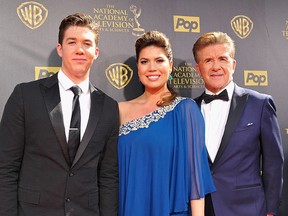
[0, 0, 287, 214]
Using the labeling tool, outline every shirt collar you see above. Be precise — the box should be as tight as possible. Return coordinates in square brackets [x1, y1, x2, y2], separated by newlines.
[58, 69, 90, 94]
[205, 81, 234, 101]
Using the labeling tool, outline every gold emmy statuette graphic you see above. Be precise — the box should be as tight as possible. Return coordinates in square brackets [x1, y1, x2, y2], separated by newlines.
[17, 1, 48, 29]
[130, 5, 145, 36]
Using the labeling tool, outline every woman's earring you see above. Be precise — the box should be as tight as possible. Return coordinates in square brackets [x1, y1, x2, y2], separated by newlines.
[168, 74, 173, 81]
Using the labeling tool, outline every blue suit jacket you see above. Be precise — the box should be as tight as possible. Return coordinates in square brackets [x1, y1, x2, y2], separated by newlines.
[195, 84, 284, 216]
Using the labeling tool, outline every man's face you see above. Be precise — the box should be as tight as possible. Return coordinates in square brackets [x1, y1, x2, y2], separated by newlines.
[196, 44, 236, 93]
[57, 26, 99, 84]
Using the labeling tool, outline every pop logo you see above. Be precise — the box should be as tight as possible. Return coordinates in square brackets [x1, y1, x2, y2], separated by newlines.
[35, 67, 60, 80]
[244, 70, 268, 86]
[173, 16, 200, 33]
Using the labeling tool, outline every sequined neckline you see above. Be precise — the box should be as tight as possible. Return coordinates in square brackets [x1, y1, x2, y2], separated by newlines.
[119, 97, 185, 136]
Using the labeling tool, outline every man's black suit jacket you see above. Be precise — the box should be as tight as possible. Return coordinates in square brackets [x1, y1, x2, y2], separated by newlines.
[0, 73, 119, 216]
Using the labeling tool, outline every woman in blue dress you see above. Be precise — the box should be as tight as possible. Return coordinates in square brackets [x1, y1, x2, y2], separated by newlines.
[118, 31, 215, 216]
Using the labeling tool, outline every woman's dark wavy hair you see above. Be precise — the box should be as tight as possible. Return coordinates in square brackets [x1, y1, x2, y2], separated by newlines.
[135, 31, 178, 107]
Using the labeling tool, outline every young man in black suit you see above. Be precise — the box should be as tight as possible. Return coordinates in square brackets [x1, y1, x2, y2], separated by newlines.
[0, 13, 119, 216]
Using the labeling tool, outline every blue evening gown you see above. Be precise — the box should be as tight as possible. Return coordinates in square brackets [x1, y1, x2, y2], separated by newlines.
[118, 97, 215, 216]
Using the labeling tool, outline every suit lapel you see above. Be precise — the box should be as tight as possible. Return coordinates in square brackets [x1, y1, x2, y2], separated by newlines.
[212, 85, 249, 166]
[40, 74, 70, 165]
[72, 84, 104, 167]
[195, 93, 204, 107]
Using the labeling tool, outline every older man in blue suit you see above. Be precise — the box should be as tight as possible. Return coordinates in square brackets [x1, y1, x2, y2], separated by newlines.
[193, 31, 284, 216]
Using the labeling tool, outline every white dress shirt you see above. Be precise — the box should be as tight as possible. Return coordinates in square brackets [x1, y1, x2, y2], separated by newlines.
[201, 81, 234, 162]
[58, 70, 91, 142]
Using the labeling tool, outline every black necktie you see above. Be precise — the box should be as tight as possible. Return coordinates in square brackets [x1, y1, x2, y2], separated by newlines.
[68, 86, 81, 164]
[203, 89, 229, 104]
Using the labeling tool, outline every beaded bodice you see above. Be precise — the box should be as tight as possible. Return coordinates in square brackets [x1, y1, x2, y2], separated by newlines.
[119, 97, 185, 136]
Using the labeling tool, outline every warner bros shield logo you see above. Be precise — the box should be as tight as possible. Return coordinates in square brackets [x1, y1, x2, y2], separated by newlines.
[231, 15, 253, 39]
[106, 63, 133, 89]
[17, 1, 48, 30]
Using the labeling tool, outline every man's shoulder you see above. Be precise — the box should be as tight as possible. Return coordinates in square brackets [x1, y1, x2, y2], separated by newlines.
[235, 85, 271, 101]
[91, 87, 118, 105]
[12, 74, 57, 93]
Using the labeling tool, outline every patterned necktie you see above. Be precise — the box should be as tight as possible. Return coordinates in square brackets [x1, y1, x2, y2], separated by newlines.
[203, 89, 229, 104]
[68, 85, 81, 164]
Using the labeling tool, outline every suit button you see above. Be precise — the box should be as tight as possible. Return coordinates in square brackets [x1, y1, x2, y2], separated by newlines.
[66, 198, 71, 202]
[69, 172, 74, 177]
